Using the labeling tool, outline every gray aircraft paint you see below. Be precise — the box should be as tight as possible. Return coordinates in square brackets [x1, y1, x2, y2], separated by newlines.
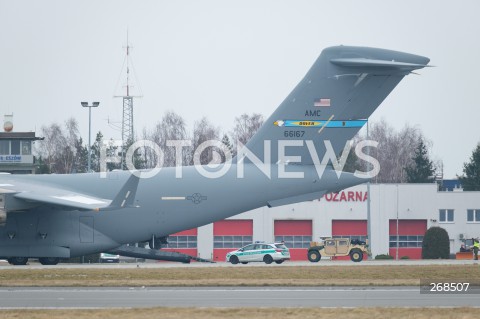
[0, 46, 429, 260]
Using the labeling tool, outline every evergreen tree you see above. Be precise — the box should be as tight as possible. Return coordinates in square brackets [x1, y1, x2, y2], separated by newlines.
[90, 131, 104, 172]
[459, 143, 480, 191]
[221, 134, 234, 162]
[122, 138, 146, 170]
[73, 137, 88, 173]
[422, 226, 450, 259]
[35, 156, 50, 174]
[405, 138, 434, 183]
[343, 146, 359, 173]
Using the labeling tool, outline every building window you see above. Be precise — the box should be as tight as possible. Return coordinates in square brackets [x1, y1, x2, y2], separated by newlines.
[213, 235, 252, 249]
[10, 140, 20, 155]
[165, 235, 197, 248]
[467, 209, 480, 223]
[389, 235, 424, 248]
[439, 209, 454, 223]
[332, 235, 368, 242]
[21, 141, 32, 155]
[274, 235, 312, 248]
[0, 141, 9, 155]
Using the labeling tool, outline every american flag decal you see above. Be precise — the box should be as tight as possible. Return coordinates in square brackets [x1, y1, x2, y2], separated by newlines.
[314, 98, 330, 107]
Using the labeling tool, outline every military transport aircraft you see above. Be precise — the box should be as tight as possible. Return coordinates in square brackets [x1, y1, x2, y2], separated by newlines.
[0, 46, 429, 265]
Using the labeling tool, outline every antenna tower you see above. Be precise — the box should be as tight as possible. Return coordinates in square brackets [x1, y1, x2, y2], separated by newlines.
[114, 32, 143, 167]
[121, 33, 134, 145]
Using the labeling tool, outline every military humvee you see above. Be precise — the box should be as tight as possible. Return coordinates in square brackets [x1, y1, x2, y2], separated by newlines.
[307, 238, 368, 262]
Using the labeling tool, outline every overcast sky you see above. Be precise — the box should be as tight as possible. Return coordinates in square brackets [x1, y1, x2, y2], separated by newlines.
[1, 0, 479, 178]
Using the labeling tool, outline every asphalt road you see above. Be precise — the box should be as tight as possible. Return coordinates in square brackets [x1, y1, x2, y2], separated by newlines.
[1, 286, 479, 308]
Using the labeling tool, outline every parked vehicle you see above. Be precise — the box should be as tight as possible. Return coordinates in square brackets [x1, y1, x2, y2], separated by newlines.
[307, 238, 368, 262]
[99, 253, 120, 263]
[226, 242, 290, 264]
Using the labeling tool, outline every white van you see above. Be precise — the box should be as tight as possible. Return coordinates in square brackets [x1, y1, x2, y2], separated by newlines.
[99, 253, 120, 263]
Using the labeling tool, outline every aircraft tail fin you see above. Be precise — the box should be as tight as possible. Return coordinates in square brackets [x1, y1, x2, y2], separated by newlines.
[240, 46, 429, 164]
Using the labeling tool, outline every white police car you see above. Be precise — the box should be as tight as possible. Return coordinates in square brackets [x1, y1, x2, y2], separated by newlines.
[226, 242, 290, 264]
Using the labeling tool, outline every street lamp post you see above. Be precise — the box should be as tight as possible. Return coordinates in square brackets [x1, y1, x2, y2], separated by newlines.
[81, 102, 100, 172]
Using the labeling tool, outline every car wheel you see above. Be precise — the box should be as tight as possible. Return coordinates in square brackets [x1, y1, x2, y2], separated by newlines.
[230, 255, 239, 265]
[263, 254, 273, 264]
[39, 257, 60, 265]
[350, 249, 363, 262]
[275, 260, 284, 264]
[308, 250, 321, 262]
[241, 262, 248, 264]
[7, 257, 28, 266]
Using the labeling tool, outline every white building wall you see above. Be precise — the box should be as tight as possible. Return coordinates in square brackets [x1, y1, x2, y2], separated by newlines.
[199, 184, 480, 259]
[434, 191, 480, 247]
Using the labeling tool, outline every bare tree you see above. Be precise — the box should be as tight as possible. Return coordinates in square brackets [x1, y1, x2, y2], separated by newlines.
[62, 118, 81, 173]
[191, 117, 220, 165]
[149, 111, 190, 167]
[37, 123, 64, 173]
[231, 113, 264, 150]
[36, 118, 83, 174]
[139, 127, 153, 169]
[360, 119, 430, 183]
[433, 158, 444, 180]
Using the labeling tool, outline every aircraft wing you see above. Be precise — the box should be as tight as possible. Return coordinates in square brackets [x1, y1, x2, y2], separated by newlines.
[12, 188, 111, 211]
[0, 174, 139, 212]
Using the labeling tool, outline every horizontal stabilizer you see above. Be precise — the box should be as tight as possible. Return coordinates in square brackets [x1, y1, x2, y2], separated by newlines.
[330, 58, 430, 71]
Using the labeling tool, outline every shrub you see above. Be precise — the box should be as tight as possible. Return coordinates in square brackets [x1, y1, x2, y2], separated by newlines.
[400, 256, 410, 259]
[374, 254, 394, 260]
[422, 226, 450, 259]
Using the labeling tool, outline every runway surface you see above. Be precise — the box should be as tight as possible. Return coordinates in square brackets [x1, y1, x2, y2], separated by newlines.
[1, 259, 478, 269]
[1, 286, 479, 308]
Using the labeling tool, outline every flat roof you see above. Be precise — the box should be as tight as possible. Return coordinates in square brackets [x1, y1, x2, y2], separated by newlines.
[0, 132, 44, 140]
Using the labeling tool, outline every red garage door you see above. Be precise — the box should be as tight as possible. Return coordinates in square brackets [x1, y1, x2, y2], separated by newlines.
[274, 220, 312, 261]
[332, 220, 368, 260]
[163, 228, 198, 258]
[213, 220, 253, 262]
[389, 219, 427, 259]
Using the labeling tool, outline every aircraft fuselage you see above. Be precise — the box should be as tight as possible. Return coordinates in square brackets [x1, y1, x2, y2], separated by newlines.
[0, 164, 362, 258]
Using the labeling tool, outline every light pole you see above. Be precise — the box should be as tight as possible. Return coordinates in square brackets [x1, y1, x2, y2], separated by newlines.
[366, 120, 371, 259]
[81, 102, 99, 172]
[396, 184, 399, 260]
